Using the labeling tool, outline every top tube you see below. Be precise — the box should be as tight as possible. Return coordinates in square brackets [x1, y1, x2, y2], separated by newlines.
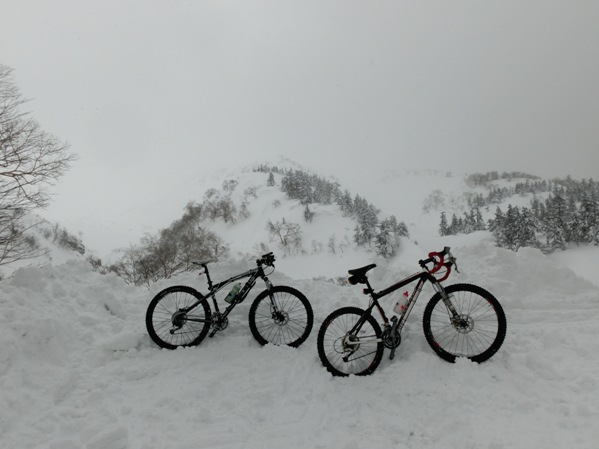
[211, 267, 260, 291]
[372, 270, 435, 300]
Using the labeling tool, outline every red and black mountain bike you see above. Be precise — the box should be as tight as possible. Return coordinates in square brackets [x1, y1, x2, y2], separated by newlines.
[317, 247, 506, 376]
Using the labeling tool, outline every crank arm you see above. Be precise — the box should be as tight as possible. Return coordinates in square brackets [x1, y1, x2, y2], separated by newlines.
[388, 316, 400, 360]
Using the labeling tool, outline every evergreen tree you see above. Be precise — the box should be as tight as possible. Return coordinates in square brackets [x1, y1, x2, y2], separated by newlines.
[375, 219, 393, 258]
[439, 211, 450, 236]
[374, 215, 407, 258]
[449, 213, 460, 235]
[516, 207, 538, 249]
[565, 194, 583, 244]
[474, 208, 486, 231]
[353, 224, 366, 246]
[303, 204, 315, 223]
[337, 190, 354, 216]
[580, 193, 599, 243]
[543, 193, 568, 251]
[463, 210, 476, 233]
[503, 205, 520, 250]
[488, 207, 506, 246]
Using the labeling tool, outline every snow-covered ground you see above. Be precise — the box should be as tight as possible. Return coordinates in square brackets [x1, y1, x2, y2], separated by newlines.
[2, 235, 599, 449]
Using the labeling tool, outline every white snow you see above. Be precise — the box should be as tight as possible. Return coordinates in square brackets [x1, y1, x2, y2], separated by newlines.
[3, 168, 599, 448]
[2, 237, 599, 449]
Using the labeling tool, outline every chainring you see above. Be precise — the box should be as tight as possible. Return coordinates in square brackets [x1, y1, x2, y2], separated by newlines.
[382, 328, 402, 349]
[211, 313, 229, 331]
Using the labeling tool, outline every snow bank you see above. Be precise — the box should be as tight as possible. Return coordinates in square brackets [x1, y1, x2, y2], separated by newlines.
[1, 243, 599, 449]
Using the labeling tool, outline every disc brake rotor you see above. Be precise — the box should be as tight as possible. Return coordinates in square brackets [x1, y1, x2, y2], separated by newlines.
[272, 311, 289, 326]
[454, 314, 475, 334]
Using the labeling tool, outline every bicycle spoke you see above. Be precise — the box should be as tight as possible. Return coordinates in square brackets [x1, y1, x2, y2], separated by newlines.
[319, 309, 382, 376]
[426, 287, 503, 358]
[146, 287, 211, 349]
[250, 289, 311, 346]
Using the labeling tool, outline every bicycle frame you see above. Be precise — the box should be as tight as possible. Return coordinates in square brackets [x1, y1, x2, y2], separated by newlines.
[180, 263, 275, 325]
[346, 269, 459, 346]
[317, 246, 505, 376]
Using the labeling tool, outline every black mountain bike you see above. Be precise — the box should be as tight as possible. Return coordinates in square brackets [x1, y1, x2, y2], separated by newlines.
[146, 253, 313, 349]
[317, 247, 506, 376]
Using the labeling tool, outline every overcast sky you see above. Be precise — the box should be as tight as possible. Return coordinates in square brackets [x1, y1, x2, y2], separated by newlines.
[1, 0, 599, 254]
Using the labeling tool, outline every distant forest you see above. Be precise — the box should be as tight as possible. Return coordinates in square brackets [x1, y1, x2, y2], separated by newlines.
[257, 166, 409, 259]
[439, 173, 599, 252]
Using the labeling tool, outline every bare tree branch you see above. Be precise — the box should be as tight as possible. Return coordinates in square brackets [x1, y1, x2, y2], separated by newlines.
[0, 63, 76, 265]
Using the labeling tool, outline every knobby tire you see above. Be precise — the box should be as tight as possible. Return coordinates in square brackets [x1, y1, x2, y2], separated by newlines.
[423, 283, 506, 363]
[146, 286, 211, 350]
[317, 307, 384, 377]
[248, 285, 313, 347]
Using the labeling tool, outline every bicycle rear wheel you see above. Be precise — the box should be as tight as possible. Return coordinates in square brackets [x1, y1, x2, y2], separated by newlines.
[423, 283, 506, 363]
[146, 286, 211, 350]
[317, 307, 384, 377]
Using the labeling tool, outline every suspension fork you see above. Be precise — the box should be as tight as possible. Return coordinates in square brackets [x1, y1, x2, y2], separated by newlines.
[260, 274, 280, 310]
[431, 279, 459, 318]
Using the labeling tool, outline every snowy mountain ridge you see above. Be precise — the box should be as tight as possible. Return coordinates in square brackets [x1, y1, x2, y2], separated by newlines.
[13, 163, 599, 283]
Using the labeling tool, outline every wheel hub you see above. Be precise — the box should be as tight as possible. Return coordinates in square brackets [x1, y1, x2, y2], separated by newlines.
[454, 314, 475, 334]
[334, 334, 360, 355]
[171, 310, 187, 329]
[272, 311, 289, 326]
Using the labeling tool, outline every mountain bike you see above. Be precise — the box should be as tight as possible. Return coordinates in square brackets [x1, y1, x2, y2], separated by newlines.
[146, 252, 313, 349]
[317, 247, 506, 376]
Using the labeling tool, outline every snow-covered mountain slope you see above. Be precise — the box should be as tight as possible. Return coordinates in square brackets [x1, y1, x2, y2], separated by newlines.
[196, 168, 375, 279]
[2, 235, 599, 449]
[3, 165, 599, 448]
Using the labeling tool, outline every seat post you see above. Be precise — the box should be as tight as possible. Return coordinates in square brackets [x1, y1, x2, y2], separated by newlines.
[202, 265, 214, 290]
[363, 277, 375, 295]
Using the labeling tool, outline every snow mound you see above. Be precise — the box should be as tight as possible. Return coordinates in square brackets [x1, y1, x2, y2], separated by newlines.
[2, 243, 599, 448]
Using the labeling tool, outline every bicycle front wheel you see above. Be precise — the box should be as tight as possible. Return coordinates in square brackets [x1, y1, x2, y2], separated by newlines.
[317, 307, 384, 377]
[423, 283, 506, 363]
[248, 286, 313, 347]
[146, 286, 211, 350]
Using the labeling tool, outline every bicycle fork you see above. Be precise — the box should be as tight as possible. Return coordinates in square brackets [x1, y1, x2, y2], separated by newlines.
[432, 281, 460, 319]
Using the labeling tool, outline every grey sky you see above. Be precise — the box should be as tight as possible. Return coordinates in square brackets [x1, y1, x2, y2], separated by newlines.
[1, 0, 599, 253]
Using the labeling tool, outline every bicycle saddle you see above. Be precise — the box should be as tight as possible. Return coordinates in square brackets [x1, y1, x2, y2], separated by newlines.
[191, 259, 215, 267]
[347, 264, 376, 285]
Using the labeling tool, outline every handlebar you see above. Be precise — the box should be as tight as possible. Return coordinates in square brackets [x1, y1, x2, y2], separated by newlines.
[418, 247, 458, 282]
[257, 252, 276, 267]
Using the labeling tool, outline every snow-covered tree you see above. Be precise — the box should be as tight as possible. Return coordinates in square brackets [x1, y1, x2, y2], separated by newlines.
[266, 218, 303, 255]
[303, 205, 315, 223]
[439, 212, 450, 236]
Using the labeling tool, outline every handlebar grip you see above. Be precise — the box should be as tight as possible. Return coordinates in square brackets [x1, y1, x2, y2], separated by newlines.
[418, 257, 435, 267]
